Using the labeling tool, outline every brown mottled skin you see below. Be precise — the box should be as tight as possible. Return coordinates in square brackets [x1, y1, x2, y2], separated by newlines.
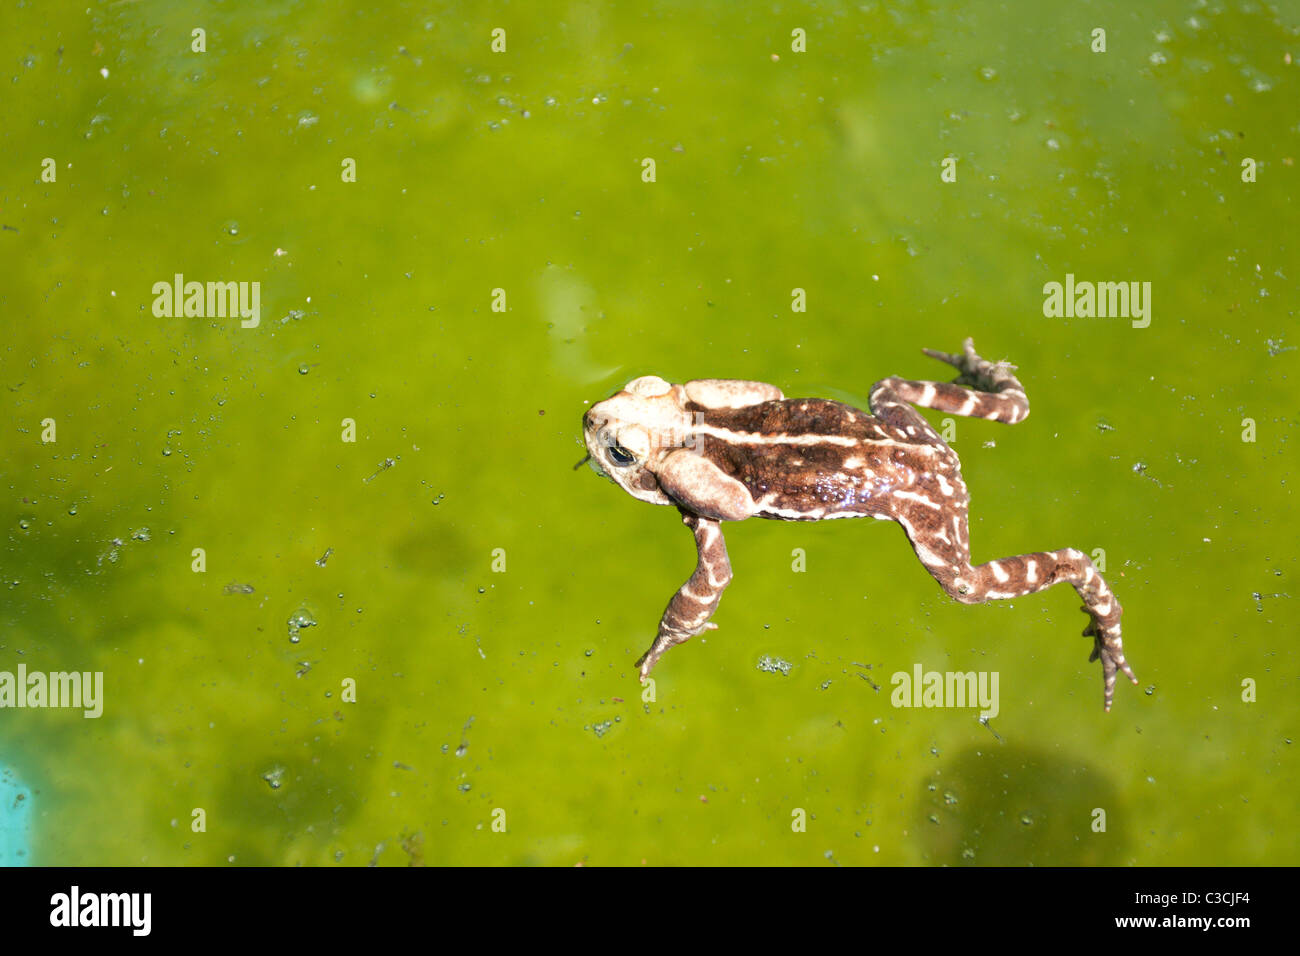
[581, 339, 1137, 710]
[685, 401, 928, 519]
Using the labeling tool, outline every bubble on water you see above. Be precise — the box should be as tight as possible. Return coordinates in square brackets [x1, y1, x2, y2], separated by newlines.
[67, 504, 77, 516]
[262, 766, 285, 790]
[1020, 813, 1034, 826]
[162, 446, 172, 457]
[18, 519, 29, 530]
[1149, 51, 1168, 65]
[961, 846, 976, 860]
[287, 608, 317, 643]
[1145, 685, 1155, 696]
[757, 654, 792, 675]
[298, 363, 310, 375]
[978, 66, 997, 80]
[224, 221, 239, 236]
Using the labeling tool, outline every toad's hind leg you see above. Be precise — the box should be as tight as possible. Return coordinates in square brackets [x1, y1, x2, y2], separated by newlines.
[896, 504, 1137, 711]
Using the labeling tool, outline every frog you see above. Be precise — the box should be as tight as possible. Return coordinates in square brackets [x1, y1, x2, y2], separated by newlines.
[580, 337, 1137, 711]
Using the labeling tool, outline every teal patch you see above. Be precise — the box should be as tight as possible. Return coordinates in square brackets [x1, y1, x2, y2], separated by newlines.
[0, 764, 33, 867]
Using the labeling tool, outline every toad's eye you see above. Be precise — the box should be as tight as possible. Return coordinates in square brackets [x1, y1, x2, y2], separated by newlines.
[608, 443, 636, 466]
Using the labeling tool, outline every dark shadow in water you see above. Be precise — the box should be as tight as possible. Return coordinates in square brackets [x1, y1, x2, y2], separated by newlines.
[212, 749, 368, 865]
[915, 744, 1127, 866]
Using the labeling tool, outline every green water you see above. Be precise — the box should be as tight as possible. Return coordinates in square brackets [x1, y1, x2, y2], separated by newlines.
[1, 0, 1296, 866]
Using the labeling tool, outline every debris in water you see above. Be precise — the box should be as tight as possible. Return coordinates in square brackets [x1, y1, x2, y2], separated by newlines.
[757, 654, 793, 675]
[979, 715, 1003, 742]
[364, 457, 398, 483]
[455, 715, 475, 756]
[1253, 590, 1289, 611]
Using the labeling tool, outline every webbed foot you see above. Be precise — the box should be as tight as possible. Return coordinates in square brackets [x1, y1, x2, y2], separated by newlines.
[1083, 610, 1138, 712]
[923, 337, 1019, 393]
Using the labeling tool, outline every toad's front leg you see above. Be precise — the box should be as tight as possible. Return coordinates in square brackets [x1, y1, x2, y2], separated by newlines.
[635, 509, 732, 681]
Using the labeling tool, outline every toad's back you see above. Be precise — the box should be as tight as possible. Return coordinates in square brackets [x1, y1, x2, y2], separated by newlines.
[690, 398, 955, 521]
